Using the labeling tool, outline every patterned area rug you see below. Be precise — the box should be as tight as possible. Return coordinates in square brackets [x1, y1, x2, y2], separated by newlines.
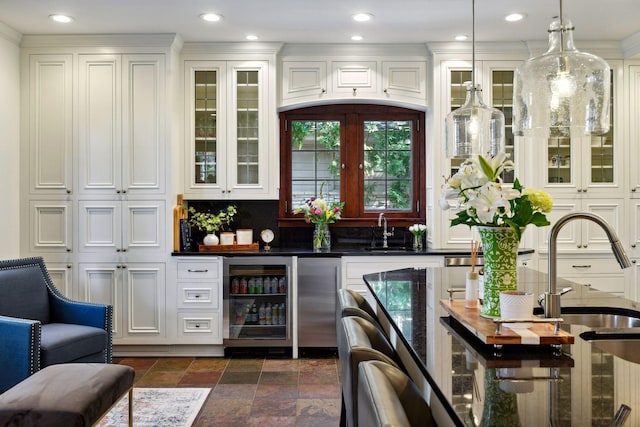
[97, 387, 210, 427]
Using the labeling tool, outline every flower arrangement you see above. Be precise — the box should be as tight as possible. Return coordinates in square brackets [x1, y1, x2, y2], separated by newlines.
[188, 205, 237, 233]
[293, 184, 344, 226]
[408, 223, 427, 237]
[439, 152, 552, 240]
[294, 183, 344, 251]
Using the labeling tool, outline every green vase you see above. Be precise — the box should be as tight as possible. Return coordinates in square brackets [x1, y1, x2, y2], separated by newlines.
[477, 226, 521, 318]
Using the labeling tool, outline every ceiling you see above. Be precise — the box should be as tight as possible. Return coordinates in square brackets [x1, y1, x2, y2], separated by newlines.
[1, 0, 639, 46]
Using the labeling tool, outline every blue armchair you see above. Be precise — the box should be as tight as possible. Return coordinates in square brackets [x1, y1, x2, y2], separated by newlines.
[0, 257, 112, 393]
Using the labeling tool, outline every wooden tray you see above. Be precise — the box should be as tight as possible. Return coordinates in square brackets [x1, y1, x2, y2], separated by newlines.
[440, 299, 574, 346]
[198, 243, 260, 252]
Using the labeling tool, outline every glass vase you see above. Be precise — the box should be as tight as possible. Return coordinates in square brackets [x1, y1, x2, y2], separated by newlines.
[476, 226, 521, 318]
[313, 223, 331, 252]
[412, 234, 424, 251]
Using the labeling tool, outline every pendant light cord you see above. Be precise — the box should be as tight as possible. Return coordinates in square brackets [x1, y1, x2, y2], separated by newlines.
[471, 0, 476, 98]
[559, 0, 565, 54]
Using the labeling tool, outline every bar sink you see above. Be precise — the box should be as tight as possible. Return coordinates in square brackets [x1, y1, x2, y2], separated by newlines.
[560, 311, 640, 329]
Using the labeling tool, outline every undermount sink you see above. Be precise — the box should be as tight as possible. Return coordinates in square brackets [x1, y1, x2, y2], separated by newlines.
[554, 307, 640, 364]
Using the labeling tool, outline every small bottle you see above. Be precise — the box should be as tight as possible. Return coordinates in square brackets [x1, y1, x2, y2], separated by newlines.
[278, 277, 286, 293]
[272, 303, 279, 324]
[465, 271, 479, 309]
[250, 303, 258, 324]
[265, 302, 272, 325]
[255, 277, 263, 294]
[239, 277, 248, 294]
[258, 303, 266, 325]
[279, 302, 286, 325]
[231, 277, 239, 294]
[248, 278, 256, 294]
[244, 304, 251, 324]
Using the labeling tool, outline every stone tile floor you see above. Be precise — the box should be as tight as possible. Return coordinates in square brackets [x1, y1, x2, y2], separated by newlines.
[114, 354, 341, 427]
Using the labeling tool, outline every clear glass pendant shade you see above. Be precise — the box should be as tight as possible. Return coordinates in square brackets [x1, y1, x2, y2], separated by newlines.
[513, 18, 611, 138]
[445, 82, 506, 159]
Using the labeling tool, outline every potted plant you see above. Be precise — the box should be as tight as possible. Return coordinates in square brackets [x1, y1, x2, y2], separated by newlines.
[188, 205, 237, 245]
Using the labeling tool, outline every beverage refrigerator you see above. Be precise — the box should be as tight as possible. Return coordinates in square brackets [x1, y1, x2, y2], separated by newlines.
[223, 256, 292, 347]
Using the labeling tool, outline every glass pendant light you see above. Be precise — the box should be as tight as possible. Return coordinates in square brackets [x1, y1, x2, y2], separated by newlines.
[512, 0, 610, 138]
[445, 0, 505, 159]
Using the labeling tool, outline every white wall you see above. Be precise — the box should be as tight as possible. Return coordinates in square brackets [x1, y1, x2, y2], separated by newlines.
[0, 23, 21, 259]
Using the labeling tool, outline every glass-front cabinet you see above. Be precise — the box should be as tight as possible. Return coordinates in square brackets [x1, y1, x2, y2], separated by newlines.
[542, 68, 621, 194]
[184, 60, 271, 198]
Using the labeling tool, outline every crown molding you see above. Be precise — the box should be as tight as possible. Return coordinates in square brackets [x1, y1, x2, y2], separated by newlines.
[181, 42, 284, 56]
[622, 31, 640, 58]
[0, 21, 22, 45]
[20, 33, 178, 49]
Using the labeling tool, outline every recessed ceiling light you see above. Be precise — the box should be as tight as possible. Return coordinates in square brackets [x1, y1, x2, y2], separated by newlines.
[49, 14, 74, 23]
[200, 13, 223, 22]
[455, 35, 469, 41]
[352, 13, 373, 22]
[351, 35, 363, 41]
[246, 35, 259, 41]
[505, 13, 526, 22]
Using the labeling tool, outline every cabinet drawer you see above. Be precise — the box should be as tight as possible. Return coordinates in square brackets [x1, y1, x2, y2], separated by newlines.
[177, 261, 220, 279]
[177, 283, 219, 309]
[177, 312, 221, 342]
[555, 258, 624, 275]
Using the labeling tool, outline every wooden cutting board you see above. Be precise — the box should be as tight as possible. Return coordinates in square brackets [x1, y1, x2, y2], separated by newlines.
[440, 299, 574, 346]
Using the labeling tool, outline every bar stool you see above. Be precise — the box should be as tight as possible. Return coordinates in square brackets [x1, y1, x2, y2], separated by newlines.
[338, 315, 403, 427]
[357, 360, 435, 427]
[338, 289, 380, 326]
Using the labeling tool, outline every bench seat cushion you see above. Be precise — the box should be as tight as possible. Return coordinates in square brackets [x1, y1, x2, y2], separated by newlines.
[0, 363, 134, 427]
[40, 324, 107, 366]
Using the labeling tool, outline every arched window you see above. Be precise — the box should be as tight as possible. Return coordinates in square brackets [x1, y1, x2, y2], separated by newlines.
[279, 104, 426, 226]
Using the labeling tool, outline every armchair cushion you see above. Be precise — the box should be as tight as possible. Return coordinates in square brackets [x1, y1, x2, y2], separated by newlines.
[40, 323, 108, 366]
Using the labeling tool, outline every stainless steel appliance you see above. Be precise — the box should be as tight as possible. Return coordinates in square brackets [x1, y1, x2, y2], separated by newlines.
[223, 256, 292, 347]
[297, 257, 341, 348]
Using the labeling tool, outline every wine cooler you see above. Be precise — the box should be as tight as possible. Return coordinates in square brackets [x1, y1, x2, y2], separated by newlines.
[223, 256, 292, 347]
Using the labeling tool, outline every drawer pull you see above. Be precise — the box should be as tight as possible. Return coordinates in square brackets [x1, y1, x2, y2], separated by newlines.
[571, 265, 592, 268]
[187, 269, 208, 273]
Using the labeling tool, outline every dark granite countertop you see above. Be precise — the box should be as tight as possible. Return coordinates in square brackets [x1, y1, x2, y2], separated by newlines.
[172, 247, 535, 257]
[363, 267, 640, 427]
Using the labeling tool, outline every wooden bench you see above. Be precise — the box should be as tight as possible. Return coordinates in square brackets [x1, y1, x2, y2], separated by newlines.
[0, 363, 134, 427]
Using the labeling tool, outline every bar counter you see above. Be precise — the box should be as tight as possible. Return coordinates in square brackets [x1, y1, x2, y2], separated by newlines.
[363, 267, 640, 427]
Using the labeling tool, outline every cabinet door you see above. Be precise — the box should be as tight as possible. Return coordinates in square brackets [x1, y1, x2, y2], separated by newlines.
[78, 263, 121, 337]
[123, 263, 165, 338]
[78, 54, 122, 195]
[28, 54, 73, 195]
[46, 262, 74, 298]
[121, 200, 165, 253]
[121, 54, 165, 194]
[629, 65, 640, 195]
[184, 61, 227, 196]
[78, 200, 121, 253]
[227, 61, 270, 196]
[381, 61, 426, 102]
[331, 61, 377, 95]
[581, 198, 625, 252]
[630, 200, 640, 258]
[29, 200, 72, 253]
[282, 61, 327, 101]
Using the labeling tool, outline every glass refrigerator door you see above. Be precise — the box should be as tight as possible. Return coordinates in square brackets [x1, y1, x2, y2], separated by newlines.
[227, 262, 289, 341]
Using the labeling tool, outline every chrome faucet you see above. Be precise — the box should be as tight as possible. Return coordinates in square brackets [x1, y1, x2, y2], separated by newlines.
[541, 212, 631, 318]
[378, 213, 394, 248]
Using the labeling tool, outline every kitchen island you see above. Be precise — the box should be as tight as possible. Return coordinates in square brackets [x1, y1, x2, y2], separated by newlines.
[364, 267, 640, 427]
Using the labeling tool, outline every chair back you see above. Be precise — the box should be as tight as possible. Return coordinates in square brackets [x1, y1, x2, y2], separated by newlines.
[0, 258, 52, 324]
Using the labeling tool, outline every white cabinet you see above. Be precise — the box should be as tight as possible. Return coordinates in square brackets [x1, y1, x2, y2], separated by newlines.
[78, 262, 166, 342]
[27, 54, 73, 195]
[184, 60, 273, 198]
[538, 256, 626, 296]
[281, 58, 427, 106]
[535, 197, 625, 254]
[28, 200, 72, 254]
[629, 200, 640, 258]
[627, 65, 640, 195]
[47, 262, 74, 298]
[175, 258, 223, 344]
[78, 54, 165, 196]
[630, 259, 640, 301]
[78, 200, 165, 254]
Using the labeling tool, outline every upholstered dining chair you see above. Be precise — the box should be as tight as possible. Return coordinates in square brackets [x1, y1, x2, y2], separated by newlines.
[0, 257, 112, 393]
